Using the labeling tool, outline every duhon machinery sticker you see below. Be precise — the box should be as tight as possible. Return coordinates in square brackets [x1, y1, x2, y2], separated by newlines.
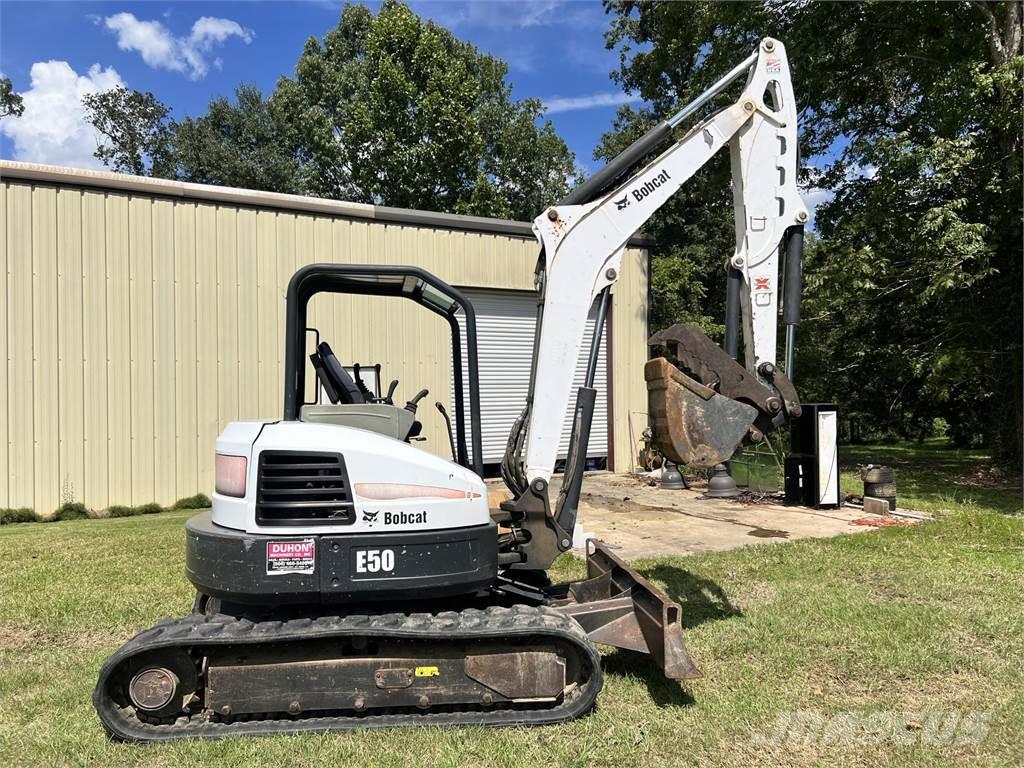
[266, 539, 315, 575]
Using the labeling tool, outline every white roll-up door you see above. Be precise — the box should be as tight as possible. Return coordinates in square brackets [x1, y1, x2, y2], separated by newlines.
[452, 289, 608, 466]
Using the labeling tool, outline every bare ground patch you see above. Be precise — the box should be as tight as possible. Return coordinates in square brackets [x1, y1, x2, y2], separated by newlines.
[0, 622, 46, 652]
[953, 464, 1022, 492]
[800, 666, 1000, 712]
[0, 622, 132, 652]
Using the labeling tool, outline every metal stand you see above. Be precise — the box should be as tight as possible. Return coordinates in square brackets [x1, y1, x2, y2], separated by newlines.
[705, 463, 740, 498]
[660, 462, 688, 490]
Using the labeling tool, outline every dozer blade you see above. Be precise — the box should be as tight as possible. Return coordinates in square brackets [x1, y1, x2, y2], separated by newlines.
[645, 357, 757, 469]
[555, 540, 701, 680]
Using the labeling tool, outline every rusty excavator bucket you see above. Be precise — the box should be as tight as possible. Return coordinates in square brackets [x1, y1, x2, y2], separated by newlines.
[645, 357, 757, 469]
[555, 540, 702, 680]
[643, 322, 795, 470]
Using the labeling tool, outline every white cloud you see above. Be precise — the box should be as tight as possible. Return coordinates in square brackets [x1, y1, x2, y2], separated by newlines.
[0, 60, 124, 169]
[847, 163, 878, 181]
[509, 0, 565, 28]
[564, 36, 619, 75]
[542, 91, 642, 115]
[190, 16, 252, 45]
[104, 12, 253, 80]
[105, 13, 180, 71]
[802, 186, 833, 228]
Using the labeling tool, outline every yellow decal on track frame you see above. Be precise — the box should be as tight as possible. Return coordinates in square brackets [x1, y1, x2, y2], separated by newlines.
[415, 665, 440, 678]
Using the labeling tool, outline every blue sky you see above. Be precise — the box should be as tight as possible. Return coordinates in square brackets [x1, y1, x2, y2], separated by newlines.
[0, 0, 643, 175]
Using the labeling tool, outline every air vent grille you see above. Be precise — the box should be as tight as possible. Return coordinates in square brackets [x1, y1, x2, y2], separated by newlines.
[256, 450, 355, 526]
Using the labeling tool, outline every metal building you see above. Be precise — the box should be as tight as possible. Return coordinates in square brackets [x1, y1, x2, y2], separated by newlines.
[0, 161, 650, 513]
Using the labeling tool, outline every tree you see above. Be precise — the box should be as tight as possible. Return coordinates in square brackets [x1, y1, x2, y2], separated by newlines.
[270, 0, 580, 218]
[175, 85, 302, 193]
[81, 86, 177, 177]
[0, 76, 24, 119]
[602, 0, 1023, 462]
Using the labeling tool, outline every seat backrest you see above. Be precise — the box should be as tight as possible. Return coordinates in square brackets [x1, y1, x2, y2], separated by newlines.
[318, 341, 365, 404]
[309, 352, 341, 404]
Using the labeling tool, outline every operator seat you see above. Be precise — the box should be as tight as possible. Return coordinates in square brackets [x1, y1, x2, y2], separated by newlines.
[303, 341, 418, 442]
[316, 342, 365, 404]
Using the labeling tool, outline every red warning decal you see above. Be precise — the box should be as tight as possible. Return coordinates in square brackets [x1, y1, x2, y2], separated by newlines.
[266, 539, 315, 575]
[754, 277, 771, 290]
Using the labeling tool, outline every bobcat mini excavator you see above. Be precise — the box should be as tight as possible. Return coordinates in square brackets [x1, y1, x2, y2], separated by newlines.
[95, 38, 807, 741]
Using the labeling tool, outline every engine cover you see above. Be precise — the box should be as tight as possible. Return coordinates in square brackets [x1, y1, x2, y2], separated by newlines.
[212, 420, 490, 537]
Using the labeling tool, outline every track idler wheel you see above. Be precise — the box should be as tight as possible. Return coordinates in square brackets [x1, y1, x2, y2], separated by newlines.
[122, 650, 198, 719]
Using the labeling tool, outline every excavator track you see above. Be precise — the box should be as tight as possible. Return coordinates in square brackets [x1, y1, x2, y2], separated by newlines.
[94, 604, 602, 743]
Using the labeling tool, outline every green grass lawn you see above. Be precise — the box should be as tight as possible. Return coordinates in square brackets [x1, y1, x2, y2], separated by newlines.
[840, 439, 1022, 515]
[0, 442, 1020, 768]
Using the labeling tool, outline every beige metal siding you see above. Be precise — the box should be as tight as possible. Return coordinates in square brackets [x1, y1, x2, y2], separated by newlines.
[106, 193, 131, 509]
[1, 170, 649, 512]
[153, 199, 177, 504]
[0, 181, 6, 508]
[173, 202, 198, 501]
[611, 246, 651, 473]
[9, 183, 33, 507]
[57, 189, 85, 509]
[83, 191, 109, 507]
[33, 187, 59, 509]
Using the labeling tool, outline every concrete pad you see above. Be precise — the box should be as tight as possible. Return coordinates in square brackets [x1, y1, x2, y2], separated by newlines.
[535, 472, 887, 561]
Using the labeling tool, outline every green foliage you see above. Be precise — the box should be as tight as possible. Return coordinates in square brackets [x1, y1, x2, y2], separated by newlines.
[81, 86, 176, 177]
[0, 75, 24, 119]
[603, 0, 1023, 463]
[0, 507, 37, 524]
[1, 500, 182, 523]
[53, 502, 90, 521]
[172, 494, 212, 510]
[106, 505, 139, 518]
[175, 85, 302, 193]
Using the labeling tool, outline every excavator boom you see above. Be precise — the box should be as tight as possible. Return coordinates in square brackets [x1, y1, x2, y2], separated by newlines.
[500, 38, 808, 565]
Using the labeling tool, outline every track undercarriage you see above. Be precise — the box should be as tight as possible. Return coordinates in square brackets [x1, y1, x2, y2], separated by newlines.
[94, 542, 699, 742]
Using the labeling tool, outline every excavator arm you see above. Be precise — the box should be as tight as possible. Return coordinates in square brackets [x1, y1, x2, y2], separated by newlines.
[500, 38, 807, 569]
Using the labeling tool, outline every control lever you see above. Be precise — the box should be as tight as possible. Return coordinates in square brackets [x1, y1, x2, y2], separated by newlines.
[351, 363, 375, 402]
[404, 389, 429, 414]
[435, 402, 458, 462]
[381, 379, 399, 405]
